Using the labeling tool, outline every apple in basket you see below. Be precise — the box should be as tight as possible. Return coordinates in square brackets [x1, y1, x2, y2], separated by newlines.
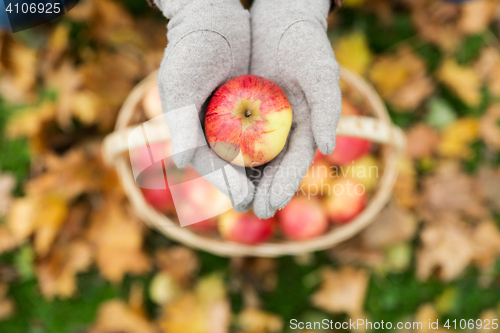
[323, 178, 367, 224]
[218, 210, 275, 245]
[205, 75, 293, 167]
[132, 142, 175, 214]
[278, 196, 328, 240]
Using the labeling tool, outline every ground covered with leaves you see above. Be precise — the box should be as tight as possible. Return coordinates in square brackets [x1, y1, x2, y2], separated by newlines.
[1, 0, 500, 332]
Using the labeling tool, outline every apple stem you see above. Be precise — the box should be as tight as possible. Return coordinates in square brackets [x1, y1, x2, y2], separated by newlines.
[245, 110, 251, 117]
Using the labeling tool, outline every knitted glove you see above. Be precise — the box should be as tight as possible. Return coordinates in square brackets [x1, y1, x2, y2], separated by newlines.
[250, 0, 342, 218]
[154, 0, 254, 212]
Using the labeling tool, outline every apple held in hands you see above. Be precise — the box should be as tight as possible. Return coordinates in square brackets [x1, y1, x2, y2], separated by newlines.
[205, 75, 293, 167]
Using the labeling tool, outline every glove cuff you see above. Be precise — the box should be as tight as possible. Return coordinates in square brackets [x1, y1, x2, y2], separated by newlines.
[153, 0, 240, 19]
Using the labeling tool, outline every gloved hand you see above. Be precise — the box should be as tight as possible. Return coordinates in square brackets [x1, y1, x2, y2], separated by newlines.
[250, 0, 342, 218]
[154, 0, 254, 212]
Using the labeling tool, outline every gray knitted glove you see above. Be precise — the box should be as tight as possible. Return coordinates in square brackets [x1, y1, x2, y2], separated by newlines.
[154, 0, 254, 212]
[250, 0, 342, 218]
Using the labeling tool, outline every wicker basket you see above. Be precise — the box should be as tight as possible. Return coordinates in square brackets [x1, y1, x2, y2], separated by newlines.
[103, 68, 406, 257]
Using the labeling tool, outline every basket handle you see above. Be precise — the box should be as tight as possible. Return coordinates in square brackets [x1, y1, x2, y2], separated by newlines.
[102, 115, 405, 165]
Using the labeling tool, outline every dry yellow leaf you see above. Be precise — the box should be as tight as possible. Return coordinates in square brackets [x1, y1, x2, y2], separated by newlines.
[369, 47, 433, 110]
[237, 308, 283, 333]
[6, 102, 56, 139]
[437, 59, 482, 107]
[71, 90, 101, 126]
[7, 194, 68, 257]
[90, 299, 158, 333]
[334, 32, 372, 76]
[437, 117, 479, 159]
[159, 274, 230, 333]
[311, 266, 369, 315]
[88, 197, 150, 282]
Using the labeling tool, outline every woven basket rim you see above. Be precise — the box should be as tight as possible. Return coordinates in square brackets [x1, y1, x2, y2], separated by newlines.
[104, 67, 406, 257]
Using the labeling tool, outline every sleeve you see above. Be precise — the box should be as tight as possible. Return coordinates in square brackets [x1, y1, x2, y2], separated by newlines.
[331, 0, 344, 11]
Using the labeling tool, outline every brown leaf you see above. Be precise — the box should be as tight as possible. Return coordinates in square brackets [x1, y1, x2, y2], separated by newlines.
[361, 201, 418, 249]
[231, 257, 278, 293]
[90, 299, 158, 333]
[45, 61, 83, 131]
[472, 220, 500, 272]
[480, 104, 500, 151]
[311, 266, 369, 315]
[26, 149, 101, 200]
[393, 157, 419, 209]
[88, 197, 151, 282]
[406, 123, 441, 160]
[36, 240, 93, 299]
[474, 47, 500, 96]
[458, 0, 499, 34]
[417, 214, 474, 281]
[0, 172, 15, 218]
[477, 166, 500, 211]
[406, 0, 462, 52]
[155, 246, 199, 286]
[420, 161, 487, 221]
[159, 274, 230, 333]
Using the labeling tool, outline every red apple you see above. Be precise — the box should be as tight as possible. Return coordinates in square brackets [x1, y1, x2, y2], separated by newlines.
[323, 178, 367, 224]
[218, 210, 274, 245]
[205, 75, 293, 167]
[141, 180, 175, 214]
[326, 136, 372, 166]
[278, 197, 328, 240]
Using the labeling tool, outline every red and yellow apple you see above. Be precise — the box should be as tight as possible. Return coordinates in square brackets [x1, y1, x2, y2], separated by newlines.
[205, 75, 293, 167]
[218, 210, 275, 245]
[326, 136, 372, 166]
[323, 178, 367, 224]
[278, 197, 328, 240]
